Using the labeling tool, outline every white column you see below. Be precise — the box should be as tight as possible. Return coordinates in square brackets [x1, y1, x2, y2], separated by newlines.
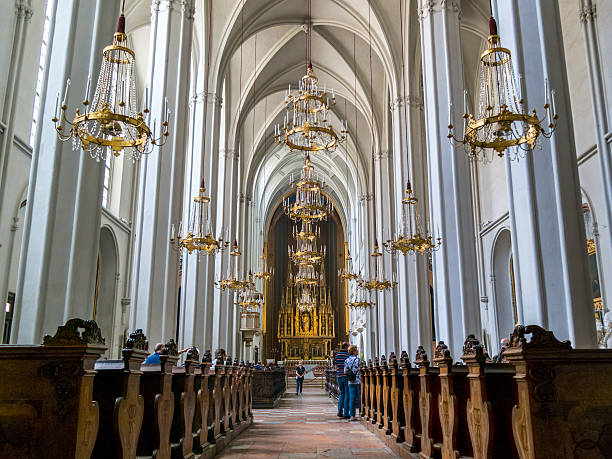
[0, 0, 33, 337]
[12, 0, 121, 344]
[419, 0, 481, 357]
[579, 0, 612, 311]
[130, 0, 194, 344]
[496, 0, 596, 347]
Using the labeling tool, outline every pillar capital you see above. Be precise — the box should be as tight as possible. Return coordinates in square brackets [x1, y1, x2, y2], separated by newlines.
[390, 95, 423, 111]
[579, 4, 597, 23]
[15, 1, 34, 21]
[418, 0, 461, 21]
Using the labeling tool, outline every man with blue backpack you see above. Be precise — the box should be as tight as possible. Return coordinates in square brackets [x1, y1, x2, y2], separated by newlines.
[334, 342, 350, 419]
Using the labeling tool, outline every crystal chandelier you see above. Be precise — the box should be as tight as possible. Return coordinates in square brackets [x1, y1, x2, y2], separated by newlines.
[384, 181, 441, 256]
[448, 14, 558, 161]
[170, 181, 224, 255]
[215, 241, 253, 292]
[53, 8, 168, 161]
[361, 242, 397, 292]
[338, 250, 359, 281]
[254, 250, 274, 281]
[289, 220, 326, 267]
[283, 154, 332, 222]
[349, 284, 373, 310]
[296, 287, 316, 311]
[291, 263, 322, 287]
[236, 272, 263, 312]
[273, 0, 347, 153]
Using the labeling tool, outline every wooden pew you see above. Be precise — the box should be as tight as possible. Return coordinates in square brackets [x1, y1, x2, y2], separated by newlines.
[415, 345, 443, 459]
[368, 358, 377, 423]
[504, 324, 612, 459]
[92, 329, 148, 459]
[359, 361, 368, 418]
[461, 335, 517, 459]
[209, 358, 225, 444]
[192, 350, 213, 458]
[380, 355, 392, 435]
[137, 338, 179, 458]
[389, 353, 404, 443]
[169, 347, 198, 458]
[399, 350, 421, 454]
[0, 318, 106, 459]
[434, 341, 471, 459]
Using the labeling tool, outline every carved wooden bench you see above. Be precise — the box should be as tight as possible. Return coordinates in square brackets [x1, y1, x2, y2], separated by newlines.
[92, 329, 148, 459]
[0, 318, 106, 459]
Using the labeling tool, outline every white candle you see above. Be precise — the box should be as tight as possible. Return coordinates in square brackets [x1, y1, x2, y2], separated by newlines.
[463, 89, 467, 115]
[62, 78, 71, 106]
[145, 85, 149, 109]
[551, 89, 557, 116]
[448, 103, 453, 126]
[544, 78, 549, 105]
[84, 75, 91, 103]
[54, 92, 60, 118]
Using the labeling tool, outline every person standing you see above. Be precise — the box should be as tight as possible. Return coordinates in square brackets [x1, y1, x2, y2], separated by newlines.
[344, 345, 361, 421]
[334, 342, 350, 418]
[295, 360, 306, 395]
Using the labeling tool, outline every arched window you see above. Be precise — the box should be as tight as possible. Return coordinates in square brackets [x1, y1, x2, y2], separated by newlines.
[582, 197, 604, 345]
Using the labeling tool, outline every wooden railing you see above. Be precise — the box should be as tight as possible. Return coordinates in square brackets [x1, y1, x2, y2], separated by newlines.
[0, 319, 254, 459]
[355, 325, 612, 459]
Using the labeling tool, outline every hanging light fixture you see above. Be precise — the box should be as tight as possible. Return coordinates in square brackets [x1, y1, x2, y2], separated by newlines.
[236, 272, 263, 312]
[170, 1, 222, 255]
[384, 181, 441, 256]
[291, 263, 322, 287]
[254, 250, 274, 281]
[283, 154, 332, 222]
[349, 283, 373, 310]
[273, 0, 347, 153]
[289, 219, 326, 267]
[215, 240, 253, 292]
[447, 6, 558, 161]
[338, 250, 359, 281]
[53, 2, 168, 161]
[385, 0, 441, 257]
[361, 241, 397, 292]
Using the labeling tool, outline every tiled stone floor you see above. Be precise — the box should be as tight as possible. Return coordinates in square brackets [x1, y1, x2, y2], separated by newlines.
[216, 386, 398, 458]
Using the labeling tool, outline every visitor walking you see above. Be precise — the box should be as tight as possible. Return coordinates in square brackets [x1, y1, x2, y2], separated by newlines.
[334, 342, 350, 418]
[344, 345, 361, 421]
[295, 360, 305, 395]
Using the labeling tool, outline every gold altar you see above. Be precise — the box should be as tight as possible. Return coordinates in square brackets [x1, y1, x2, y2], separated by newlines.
[277, 274, 335, 360]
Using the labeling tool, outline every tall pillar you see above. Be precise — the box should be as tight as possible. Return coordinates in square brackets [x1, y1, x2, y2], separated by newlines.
[130, 0, 194, 344]
[12, 0, 121, 343]
[419, 0, 481, 357]
[0, 0, 33, 337]
[579, 0, 612, 311]
[495, 0, 596, 347]
[391, 94, 432, 356]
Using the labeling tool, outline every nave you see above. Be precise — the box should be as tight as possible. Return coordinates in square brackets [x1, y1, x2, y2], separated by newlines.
[218, 387, 396, 459]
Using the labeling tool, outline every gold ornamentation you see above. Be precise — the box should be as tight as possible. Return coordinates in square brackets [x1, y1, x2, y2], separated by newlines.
[448, 17, 558, 161]
[283, 155, 332, 222]
[53, 14, 168, 161]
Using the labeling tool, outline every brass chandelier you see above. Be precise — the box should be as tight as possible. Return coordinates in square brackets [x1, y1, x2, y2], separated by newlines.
[254, 250, 274, 281]
[361, 242, 397, 292]
[274, 0, 347, 153]
[215, 240, 253, 292]
[448, 14, 558, 161]
[283, 154, 332, 222]
[338, 250, 359, 281]
[349, 284, 373, 310]
[386, 0, 441, 257]
[53, 7, 168, 161]
[236, 272, 263, 312]
[289, 220, 326, 267]
[291, 263, 322, 287]
[384, 181, 441, 256]
[170, 181, 224, 255]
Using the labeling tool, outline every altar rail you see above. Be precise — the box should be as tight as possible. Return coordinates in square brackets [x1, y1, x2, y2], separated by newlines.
[0, 319, 254, 459]
[332, 325, 612, 459]
[252, 366, 286, 408]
